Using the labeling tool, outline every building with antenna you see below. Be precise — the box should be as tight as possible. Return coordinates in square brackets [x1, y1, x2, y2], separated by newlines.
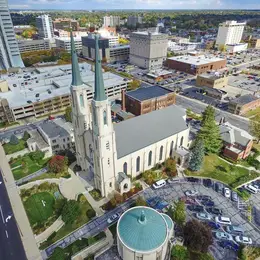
[70, 33, 190, 197]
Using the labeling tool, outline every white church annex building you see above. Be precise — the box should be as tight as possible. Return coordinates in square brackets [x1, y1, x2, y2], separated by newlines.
[70, 33, 190, 197]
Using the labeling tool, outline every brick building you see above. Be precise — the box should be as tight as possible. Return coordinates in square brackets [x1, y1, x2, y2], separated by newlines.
[166, 55, 226, 75]
[228, 94, 260, 115]
[124, 86, 176, 116]
[53, 18, 79, 31]
[220, 122, 253, 161]
[196, 73, 228, 89]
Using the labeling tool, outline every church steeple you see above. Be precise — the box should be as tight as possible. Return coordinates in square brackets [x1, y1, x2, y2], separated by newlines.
[94, 34, 107, 102]
[71, 31, 83, 86]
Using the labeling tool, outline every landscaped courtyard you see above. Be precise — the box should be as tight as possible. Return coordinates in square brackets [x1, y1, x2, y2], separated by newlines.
[185, 154, 259, 188]
[3, 139, 27, 155]
[10, 152, 50, 180]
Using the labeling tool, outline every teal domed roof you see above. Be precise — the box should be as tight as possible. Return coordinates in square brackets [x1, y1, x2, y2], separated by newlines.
[117, 206, 168, 252]
[161, 213, 174, 230]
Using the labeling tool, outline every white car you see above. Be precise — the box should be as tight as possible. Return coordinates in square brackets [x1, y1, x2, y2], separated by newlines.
[215, 232, 233, 241]
[215, 216, 232, 225]
[152, 180, 166, 189]
[185, 190, 198, 197]
[235, 236, 253, 245]
[223, 187, 231, 198]
[107, 213, 120, 224]
[196, 213, 212, 221]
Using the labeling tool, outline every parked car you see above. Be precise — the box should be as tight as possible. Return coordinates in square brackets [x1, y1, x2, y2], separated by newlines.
[218, 241, 239, 252]
[107, 213, 120, 224]
[201, 200, 214, 207]
[207, 221, 221, 230]
[197, 195, 212, 200]
[226, 225, 244, 235]
[186, 177, 200, 183]
[231, 191, 238, 202]
[185, 190, 198, 196]
[244, 184, 258, 194]
[167, 178, 180, 184]
[215, 183, 223, 193]
[235, 236, 252, 245]
[203, 179, 214, 188]
[196, 213, 212, 221]
[223, 187, 231, 198]
[187, 205, 204, 213]
[207, 207, 222, 215]
[215, 216, 232, 225]
[215, 232, 233, 241]
[152, 179, 166, 189]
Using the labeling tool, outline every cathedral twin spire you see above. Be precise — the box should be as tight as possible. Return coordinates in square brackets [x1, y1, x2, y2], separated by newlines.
[70, 31, 107, 102]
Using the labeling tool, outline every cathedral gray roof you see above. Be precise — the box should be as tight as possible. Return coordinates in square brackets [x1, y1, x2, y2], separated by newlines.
[114, 105, 188, 159]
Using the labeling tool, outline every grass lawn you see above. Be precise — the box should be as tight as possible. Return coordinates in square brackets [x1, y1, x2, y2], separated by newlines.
[24, 192, 55, 226]
[245, 107, 260, 118]
[40, 194, 95, 249]
[3, 139, 27, 155]
[29, 171, 71, 182]
[253, 142, 260, 152]
[185, 154, 256, 187]
[10, 155, 49, 180]
[0, 122, 19, 129]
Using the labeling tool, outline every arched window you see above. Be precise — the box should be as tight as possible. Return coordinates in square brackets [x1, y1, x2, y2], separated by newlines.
[180, 136, 184, 147]
[79, 94, 84, 107]
[103, 110, 107, 125]
[123, 162, 127, 174]
[136, 156, 140, 172]
[170, 141, 174, 157]
[148, 151, 152, 166]
[159, 146, 163, 161]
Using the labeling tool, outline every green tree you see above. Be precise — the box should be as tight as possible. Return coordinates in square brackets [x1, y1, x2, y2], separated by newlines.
[10, 134, 19, 145]
[164, 158, 177, 177]
[250, 114, 260, 143]
[64, 106, 72, 122]
[198, 106, 222, 154]
[49, 247, 66, 260]
[23, 131, 30, 141]
[170, 200, 186, 227]
[54, 198, 67, 217]
[171, 245, 189, 260]
[61, 200, 80, 224]
[183, 220, 213, 257]
[128, 79, 141, 90]
[135, 196, 147, 206]
[189, 138, 204, 171]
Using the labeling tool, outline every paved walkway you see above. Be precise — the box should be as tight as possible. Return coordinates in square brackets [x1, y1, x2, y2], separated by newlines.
[0, 144, 42, 260]
[35, 216, 64, 245]
[6, 148, 29, 160]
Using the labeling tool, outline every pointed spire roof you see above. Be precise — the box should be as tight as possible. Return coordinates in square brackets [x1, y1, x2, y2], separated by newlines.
[94, 34, 107, 102]
[70, 31, 83, 87]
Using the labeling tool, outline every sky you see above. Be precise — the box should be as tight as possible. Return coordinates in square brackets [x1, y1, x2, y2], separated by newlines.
[7, 0, 260, 10]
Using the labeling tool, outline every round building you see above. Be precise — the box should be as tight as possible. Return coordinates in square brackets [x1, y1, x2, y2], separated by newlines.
[117, 206, 172, 260]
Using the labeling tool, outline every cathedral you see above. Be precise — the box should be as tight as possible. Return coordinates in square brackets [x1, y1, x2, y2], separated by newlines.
[70, 33, 190, 197]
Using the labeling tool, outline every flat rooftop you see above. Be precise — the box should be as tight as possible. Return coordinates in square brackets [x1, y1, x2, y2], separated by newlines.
[231, 94, 259, 105]
[0, 63, 130, 108]
[126, 85, 173, 102]
[199, 72, 227, 80]
[168, 55, 226, 66]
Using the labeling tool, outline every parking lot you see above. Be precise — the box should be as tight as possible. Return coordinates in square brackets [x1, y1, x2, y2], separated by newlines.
[142, 180, 260, 259]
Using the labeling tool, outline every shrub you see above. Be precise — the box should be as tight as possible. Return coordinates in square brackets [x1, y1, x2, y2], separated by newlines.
[30, 151, 44, 162]
[86, 209, 96, 219]
[23, 131, 30, 141]
[164, 158, 177, 176]
[114, 193, 124, 204]
[134, 182, 142, 191]
[48, 155, 68, 174]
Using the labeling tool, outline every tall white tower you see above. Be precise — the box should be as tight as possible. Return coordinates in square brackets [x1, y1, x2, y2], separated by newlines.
[70, 32, 91, 171]
[91, 35, 117, 197]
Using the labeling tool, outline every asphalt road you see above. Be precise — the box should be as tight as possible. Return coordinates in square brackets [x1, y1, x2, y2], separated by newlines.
[0, 171, 27, 260]
[175, 94, 249, 131]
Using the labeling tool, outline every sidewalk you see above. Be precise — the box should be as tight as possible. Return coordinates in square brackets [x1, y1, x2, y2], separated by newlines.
[6, 148, 29, 160]
[0, 144, 42, 260]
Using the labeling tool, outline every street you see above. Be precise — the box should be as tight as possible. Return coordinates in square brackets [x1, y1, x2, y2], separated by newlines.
[0, 171, 27, 260]
[175, 95, 249, 131]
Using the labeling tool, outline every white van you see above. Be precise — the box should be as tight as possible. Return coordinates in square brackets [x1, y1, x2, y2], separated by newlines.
[215, 216, 232, 225]
[244, 184, 258, 194]
[152, 179, 166, 189]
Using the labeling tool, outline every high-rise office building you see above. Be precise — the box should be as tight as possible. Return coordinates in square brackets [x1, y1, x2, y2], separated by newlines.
[130, 31, 168, 70]
[103, 16, 120, 27]
[36, 15, 54, 39]
[216, 20, 246, 46]
[0, 0, 24, 70]
[127, 15, 142, 27]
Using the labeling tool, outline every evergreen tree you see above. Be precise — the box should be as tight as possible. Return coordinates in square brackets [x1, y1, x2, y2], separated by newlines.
[198, 106, 222, 154]
[10, 134, 19, 145]
[23, 131, 30, 141]
[189, 138, 204, 171]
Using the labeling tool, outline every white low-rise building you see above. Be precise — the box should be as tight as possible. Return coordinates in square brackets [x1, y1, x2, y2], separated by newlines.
[226, 43, 248, 53]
